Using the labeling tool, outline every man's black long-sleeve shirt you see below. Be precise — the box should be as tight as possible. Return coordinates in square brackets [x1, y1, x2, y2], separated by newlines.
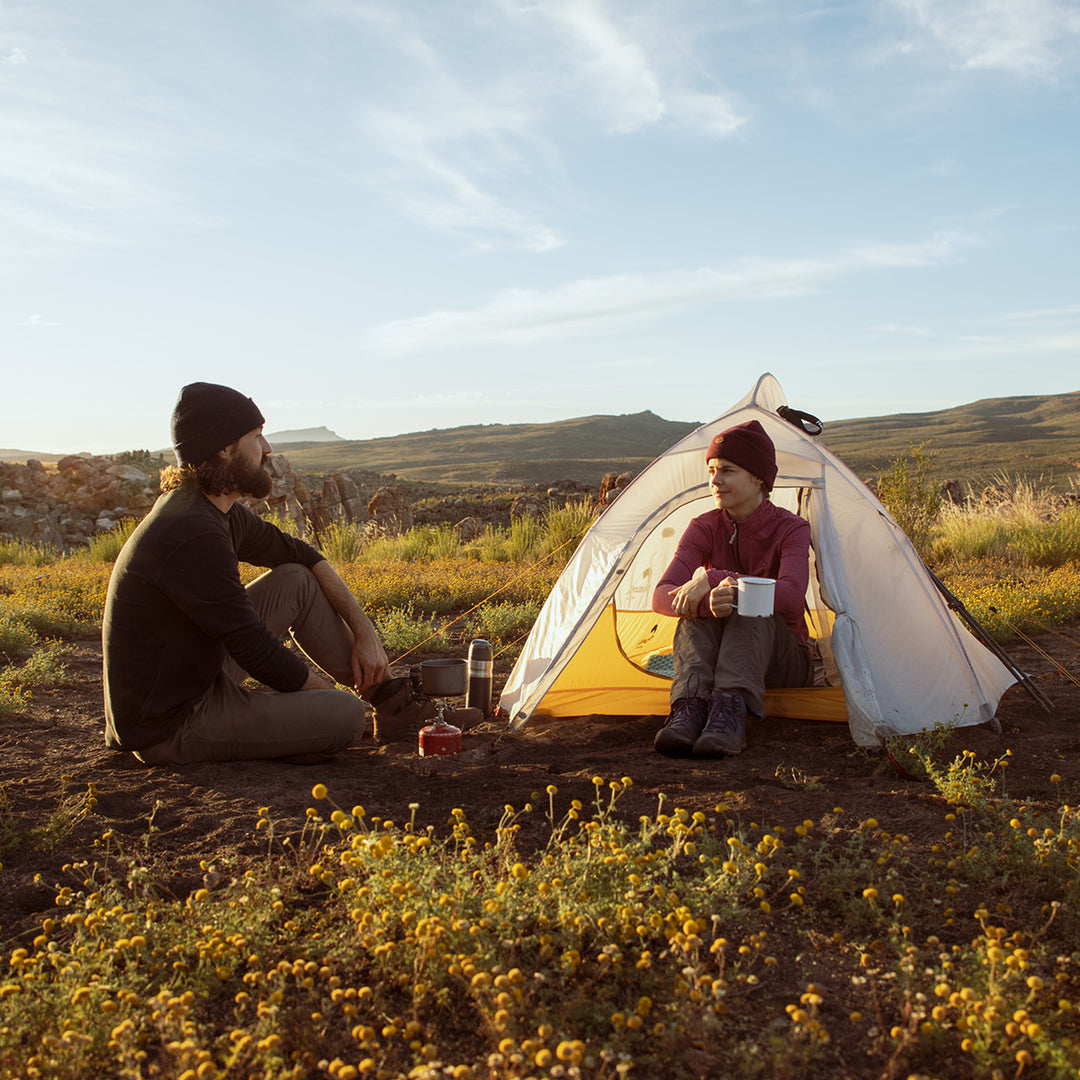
[102, 484, 324, 750]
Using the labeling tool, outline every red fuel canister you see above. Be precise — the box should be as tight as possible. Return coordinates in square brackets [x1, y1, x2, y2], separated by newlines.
[418, 720, 462, 757]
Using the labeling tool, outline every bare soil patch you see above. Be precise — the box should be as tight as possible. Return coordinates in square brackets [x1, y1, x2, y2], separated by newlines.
[2, 624, 1080, 1077]
[5, 625, 1080, 936]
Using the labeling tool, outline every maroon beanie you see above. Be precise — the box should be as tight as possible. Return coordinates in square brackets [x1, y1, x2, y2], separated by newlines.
[171, 382, 265, 467]
[706, 419, 777, 490]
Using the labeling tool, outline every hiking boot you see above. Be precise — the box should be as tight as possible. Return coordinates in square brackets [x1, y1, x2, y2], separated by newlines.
[363, 677, 436, 744]
[693, 691, 747, 756]
[442, 705, 484, 732]
[654, 697, 709, 756]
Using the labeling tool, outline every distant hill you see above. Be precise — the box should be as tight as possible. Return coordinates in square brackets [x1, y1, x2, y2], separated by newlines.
[266, 426, 344, 447]
[821, 391, 1080, 486]
[281, 411, 701, 484]
[280, 393, 1080, 489]
[0, 448, 63, 463]
[5, 392, 1079, 489]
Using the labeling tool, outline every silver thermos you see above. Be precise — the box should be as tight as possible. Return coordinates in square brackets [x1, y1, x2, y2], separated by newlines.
[467, 638, 493, 716]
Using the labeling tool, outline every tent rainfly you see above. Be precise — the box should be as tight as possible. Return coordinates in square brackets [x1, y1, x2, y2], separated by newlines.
[498, 373, 1018, 748]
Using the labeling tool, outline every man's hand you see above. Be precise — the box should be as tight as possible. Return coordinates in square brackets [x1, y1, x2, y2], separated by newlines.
[349, 630, 390, 694]
[708, 576, 737, 618]
[668, 566, 710, 618]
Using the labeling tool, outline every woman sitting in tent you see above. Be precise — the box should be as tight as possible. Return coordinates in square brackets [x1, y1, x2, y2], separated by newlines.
[652, 419, 812, 757]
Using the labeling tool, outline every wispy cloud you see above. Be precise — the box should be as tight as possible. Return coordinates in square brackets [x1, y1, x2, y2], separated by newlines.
[871, 324, 934, 336]
[498, 0, 746, 136]
[361, 231, 976, 353]
[329, 0, 746, 250]
[1000, 303, 1080, 322]
[523, 0, 667, 132]
[357, 103, 565, 253]
[890, 0, 1080, 77]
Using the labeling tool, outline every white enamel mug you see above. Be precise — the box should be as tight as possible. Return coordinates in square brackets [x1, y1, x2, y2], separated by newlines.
[733, 576, 775, 618]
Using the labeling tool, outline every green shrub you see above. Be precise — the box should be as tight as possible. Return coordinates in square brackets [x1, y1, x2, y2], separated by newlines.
[1, 641, 74, 690]
[0, 612, 39, 658]
[0, 681, 31, 717]
[395, 524, 462, 561]
[877, 442, 941, 562]
[932, 476, 1080, 569]
[262, 510, 303, 539]
[932, 510, 1014, 564]
[1012, 505, 1080, 568]
[0, 537, 58, 567]
[467, 600, 540, 647]
[477, 516, 544, 563]
[373, 605, 451, 657]
[539, 499, 595, 559]
[82, 518, 141, 563]
[317, 520, 368, 563]
[353, 524, 461, 563]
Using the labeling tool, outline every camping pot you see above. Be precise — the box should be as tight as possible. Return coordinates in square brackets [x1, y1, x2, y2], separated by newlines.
[420, 658, 467, 698]
[466, 638, 493, 716]
[418, 719, 462, 756]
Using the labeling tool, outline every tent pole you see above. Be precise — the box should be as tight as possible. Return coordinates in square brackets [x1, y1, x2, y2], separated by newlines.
[927, 568, 1053, 716]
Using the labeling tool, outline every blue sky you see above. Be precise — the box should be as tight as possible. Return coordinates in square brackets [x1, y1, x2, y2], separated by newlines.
[3, 0, 1079, 455]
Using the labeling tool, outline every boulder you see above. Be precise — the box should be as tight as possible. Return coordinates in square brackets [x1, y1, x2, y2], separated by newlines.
[0, 452, 160, 550]
[510, 492, 549, 520]
[367, 486, 413, 535]
[452, 516, 484, 542]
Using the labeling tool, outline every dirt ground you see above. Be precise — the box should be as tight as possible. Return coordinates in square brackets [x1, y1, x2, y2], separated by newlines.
[3, 621, 1080, 949]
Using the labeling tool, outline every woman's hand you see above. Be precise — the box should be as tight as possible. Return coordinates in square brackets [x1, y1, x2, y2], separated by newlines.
[708, 576, 737, 618]
[668, 566, 710, 617]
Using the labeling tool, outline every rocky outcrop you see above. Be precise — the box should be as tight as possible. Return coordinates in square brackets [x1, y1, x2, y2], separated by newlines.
[508, 479, 601, 521]
[241, 461, 399, 539]
[452, 516, 484, 542]
[0, 452, 385, 551]
[0, 454, 161, 549]
[0, 454, 615, 551]
[598, 471, 634, 506]
[366, 486, 414, 535]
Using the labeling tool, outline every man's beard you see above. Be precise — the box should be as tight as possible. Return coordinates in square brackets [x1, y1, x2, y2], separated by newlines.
[228, 456, 273, 499]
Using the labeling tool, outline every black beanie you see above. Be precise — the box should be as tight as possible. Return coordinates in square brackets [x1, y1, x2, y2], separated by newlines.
[171, 382, 265, 467]
[706, 419, 778, 490]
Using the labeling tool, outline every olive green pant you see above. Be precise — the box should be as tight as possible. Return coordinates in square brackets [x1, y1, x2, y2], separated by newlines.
[670, 612, 812, 718]
[136, 564, 367, 765]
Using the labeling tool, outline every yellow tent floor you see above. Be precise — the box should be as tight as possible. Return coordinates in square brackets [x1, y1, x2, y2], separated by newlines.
[524, 604, 848, 723]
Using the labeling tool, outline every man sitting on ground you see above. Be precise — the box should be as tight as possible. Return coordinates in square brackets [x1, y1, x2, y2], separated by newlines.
[103, 381, 400, 765]
[651, 419, 812, 758]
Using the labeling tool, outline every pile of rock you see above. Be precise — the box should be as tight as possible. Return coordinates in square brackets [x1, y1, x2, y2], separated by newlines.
[0, 454, 161, 549]
[0, 455, 625, 552]
[247, 458, 413, 539]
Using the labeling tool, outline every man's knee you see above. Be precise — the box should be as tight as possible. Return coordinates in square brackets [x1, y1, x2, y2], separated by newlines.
[265, 562, 318, 593]
[324, 690, 368, 745]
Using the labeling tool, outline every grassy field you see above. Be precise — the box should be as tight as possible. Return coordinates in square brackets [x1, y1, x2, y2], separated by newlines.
[3, 482, 1080, 1078]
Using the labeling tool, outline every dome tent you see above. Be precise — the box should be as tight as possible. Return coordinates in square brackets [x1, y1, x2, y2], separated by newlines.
[498, 373, 1018, 747]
